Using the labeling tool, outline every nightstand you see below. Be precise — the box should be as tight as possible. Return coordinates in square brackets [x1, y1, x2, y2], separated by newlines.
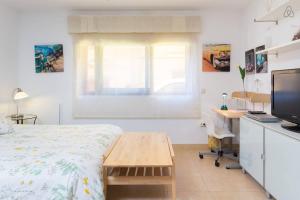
[8, 114, 37, 125]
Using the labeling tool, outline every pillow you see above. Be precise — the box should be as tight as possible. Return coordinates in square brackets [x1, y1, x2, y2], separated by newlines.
[0, 115, 14, 135]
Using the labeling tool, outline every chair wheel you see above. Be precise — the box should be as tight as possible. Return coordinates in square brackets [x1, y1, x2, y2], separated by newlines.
[215, 160, 220, 167]
[199, 154, 204, 159]
[218, 151, 223, 157]
[234, 152, 238, 157]
[211, 149, 215, 153]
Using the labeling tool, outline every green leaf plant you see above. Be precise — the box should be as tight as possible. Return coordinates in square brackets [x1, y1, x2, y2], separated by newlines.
[238, 65, 246, 95]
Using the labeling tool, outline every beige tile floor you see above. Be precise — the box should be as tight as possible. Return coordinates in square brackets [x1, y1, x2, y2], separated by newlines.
[108, 145, 269, 200]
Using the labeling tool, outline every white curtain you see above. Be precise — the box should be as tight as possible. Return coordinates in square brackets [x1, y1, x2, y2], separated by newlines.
[73, 33, 201, 118]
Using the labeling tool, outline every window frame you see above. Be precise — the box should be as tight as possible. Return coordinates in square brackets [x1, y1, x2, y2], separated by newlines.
[81, 37, 191, 96]
[73, 33, 200, 119]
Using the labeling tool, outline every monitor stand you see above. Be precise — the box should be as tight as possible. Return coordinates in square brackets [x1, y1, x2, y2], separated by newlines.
[281, 122, 300, 133]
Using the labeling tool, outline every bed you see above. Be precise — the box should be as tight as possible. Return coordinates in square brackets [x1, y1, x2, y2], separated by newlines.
[0, 124, 122, 200]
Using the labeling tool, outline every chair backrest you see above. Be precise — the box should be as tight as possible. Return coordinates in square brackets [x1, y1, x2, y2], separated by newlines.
[205, 116, 215, 137]
[203, 111, 229, 137]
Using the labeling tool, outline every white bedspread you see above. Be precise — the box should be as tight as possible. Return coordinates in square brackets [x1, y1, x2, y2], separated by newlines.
[0, 124, 122, 200]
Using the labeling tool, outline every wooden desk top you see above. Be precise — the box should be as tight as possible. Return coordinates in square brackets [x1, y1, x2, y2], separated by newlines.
[103, 133, 174, 167]
[213, 108, 246, 119]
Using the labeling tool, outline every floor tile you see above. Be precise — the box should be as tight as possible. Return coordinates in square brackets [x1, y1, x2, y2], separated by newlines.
[108, 145, 267, 200]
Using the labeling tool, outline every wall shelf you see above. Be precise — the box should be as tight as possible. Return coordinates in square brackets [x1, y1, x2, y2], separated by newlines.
[255, 39, 300, 55]
[255, 0, 300, 23]
[232, 91, 271, 104]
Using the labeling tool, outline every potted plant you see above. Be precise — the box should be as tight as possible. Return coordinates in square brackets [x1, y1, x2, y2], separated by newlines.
[238, 65, 246, 96]
[238, 65, 247, 109]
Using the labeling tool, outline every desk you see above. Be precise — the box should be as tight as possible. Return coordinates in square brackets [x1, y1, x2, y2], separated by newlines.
[213, 109, 246, 119]
[213, 109, 246, 134]
[213, 109, 246, 169]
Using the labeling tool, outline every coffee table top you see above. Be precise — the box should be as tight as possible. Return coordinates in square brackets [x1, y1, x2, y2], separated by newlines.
[103, 133, 174, 167]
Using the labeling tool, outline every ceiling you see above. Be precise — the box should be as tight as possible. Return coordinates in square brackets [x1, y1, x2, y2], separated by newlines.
[0, 0, 252, 11]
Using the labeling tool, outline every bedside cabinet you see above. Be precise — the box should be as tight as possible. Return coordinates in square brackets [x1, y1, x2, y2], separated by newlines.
[8, 114, 37, 124]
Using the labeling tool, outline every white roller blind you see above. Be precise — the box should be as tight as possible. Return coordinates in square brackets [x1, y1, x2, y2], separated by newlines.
[68, 16, 201, 34]
[73, 33, 201, 118]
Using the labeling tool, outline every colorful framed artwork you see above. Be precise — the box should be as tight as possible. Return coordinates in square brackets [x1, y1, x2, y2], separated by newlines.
[293, 29, 300, 41]
[255, 45, 268, 73]
[245, 49, 255, 74]
[202, 44, 231, 72]
[35, 44, 64, 73]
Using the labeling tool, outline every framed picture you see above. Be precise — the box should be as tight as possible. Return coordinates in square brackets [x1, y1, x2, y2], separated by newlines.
[245, 49, 255, 74]
[202, 44, 231, 72]
[35, 44, 64, 73]
[293, 29, 300, 41]
[255, 45, 268, 73]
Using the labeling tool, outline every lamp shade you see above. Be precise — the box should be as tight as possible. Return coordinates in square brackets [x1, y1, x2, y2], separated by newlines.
[13, 89, 29, 100]
[222, 92, 228, 97]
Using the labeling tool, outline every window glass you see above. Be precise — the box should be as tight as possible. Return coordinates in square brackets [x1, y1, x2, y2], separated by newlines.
[152, 44, 186, 94]
[102, 45, 146, 94]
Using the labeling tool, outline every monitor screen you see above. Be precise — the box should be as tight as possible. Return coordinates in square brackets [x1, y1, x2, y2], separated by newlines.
[272, 69, 300, 125]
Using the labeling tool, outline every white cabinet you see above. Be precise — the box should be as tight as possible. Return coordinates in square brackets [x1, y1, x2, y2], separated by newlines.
[240, 118, 264, 186]
[265, 129, 300, 200]
[240, 116, 300, 200]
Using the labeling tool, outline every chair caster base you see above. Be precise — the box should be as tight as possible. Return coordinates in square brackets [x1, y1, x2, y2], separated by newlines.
[218, 151, 223, 157]
[266, 192, 272, 199]
[215, 160, 220, 167]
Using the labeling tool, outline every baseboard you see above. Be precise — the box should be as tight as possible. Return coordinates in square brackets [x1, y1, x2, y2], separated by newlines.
[173, 144, 239, 151]
[173, 144, 208, 150]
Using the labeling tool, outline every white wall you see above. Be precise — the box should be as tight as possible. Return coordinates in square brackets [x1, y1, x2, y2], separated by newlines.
[5, 1, 300, 143]
[0, 5, 19, 114]
[16, 10, 244, 144]
[243, 0, 300, 112]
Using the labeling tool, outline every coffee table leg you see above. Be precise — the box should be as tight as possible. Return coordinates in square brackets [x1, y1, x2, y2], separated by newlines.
[171, 166, 176, 200]
[103, 167, 108, 200]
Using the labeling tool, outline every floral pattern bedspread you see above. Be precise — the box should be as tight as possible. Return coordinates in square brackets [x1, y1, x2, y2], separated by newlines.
[0, 124, 122, 200]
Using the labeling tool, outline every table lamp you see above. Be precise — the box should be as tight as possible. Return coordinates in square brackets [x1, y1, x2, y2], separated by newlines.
[13, 88, 29, 117]
[221, 92, 228, 110]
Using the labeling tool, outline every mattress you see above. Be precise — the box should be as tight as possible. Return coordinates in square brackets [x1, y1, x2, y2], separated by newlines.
[0, 124, 122, 200]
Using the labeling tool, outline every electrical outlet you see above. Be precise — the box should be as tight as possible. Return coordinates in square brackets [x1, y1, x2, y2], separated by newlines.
[200, 122, 206, 127]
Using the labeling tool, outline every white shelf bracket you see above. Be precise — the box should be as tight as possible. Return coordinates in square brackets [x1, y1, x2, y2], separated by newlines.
[254, 19, 278, 25]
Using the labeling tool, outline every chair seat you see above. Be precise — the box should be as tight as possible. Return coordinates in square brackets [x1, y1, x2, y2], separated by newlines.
[211, 128, 235, 140]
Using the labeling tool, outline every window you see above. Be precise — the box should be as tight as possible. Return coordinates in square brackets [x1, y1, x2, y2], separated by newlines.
[80, 41, 188, 95]
[102, 45, 147, 95]
[86, 46, 96, 93]
[74, 34, 200, 118]
[152, 44, 187, 94]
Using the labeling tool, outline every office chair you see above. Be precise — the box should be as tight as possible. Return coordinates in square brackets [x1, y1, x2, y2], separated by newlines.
[199, 115, 236, 167]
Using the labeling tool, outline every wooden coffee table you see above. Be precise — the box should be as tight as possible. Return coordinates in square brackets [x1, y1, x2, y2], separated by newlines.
[102, 133, 176, 200]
